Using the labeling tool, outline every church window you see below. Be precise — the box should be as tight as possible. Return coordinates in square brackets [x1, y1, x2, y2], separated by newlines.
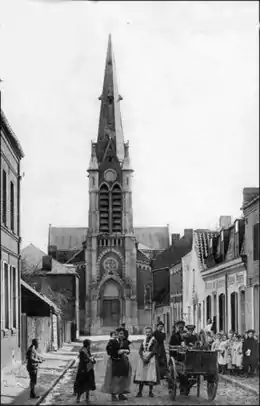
[99, 184, 109, 233]
[112, 185, 122, 233]
[99, 184, 122, 233]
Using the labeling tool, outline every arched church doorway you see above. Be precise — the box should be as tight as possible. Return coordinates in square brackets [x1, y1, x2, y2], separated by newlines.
[102, 281, 120, 327]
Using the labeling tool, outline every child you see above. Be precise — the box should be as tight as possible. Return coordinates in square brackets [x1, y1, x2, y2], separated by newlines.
[227, 331, 234, 375]
[212, 334, 222, 373]
[218, 334, 228, 374]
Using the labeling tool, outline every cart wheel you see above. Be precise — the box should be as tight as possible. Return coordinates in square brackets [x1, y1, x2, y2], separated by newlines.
[168, 357, 177, 401]
[196, 375, 200, 397]
[207, 375, 218, 401]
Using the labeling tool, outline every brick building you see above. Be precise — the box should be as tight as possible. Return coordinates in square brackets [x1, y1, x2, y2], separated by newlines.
[152, 231, 193, 336]
[1, 110, 24, 369]
[241, 187, 259, 332]
[47, 36, 169, 335]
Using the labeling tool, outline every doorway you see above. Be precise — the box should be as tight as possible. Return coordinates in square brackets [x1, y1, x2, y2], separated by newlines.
[240, 290, 246, 334]
[103, 299, 120, 327]
[231, 292, 238, 332]
[218, 294, 225, 331]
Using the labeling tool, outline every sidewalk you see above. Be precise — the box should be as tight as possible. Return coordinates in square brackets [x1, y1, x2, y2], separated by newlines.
[1, 342, 81, 405]
[219, 373, 259, 396]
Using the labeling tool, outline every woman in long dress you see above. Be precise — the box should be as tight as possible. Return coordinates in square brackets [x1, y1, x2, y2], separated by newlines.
[74, 339, 96, 404]
[134, 326, 160, 398]
[101, 328, 131, 401]
[152, 321, 168, 379]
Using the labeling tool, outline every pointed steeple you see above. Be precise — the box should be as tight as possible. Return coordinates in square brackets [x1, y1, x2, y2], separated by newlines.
[97, 34, 124, 163]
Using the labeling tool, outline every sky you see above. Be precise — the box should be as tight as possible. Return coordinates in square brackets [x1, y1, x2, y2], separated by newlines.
[0, 0, 259, 252]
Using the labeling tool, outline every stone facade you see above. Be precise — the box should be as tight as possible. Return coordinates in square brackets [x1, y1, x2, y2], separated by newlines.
[47, 36, 169, 335]
[1, 110, 24, 369]
[241, 188, 259, 332]
[201, 217, 247, 334]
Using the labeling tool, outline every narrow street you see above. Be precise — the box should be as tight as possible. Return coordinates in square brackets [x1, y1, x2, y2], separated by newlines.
[40, 338, 259, 406]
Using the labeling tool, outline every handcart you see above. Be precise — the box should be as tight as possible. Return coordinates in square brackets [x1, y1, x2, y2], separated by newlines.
[167, 345, 219, 401]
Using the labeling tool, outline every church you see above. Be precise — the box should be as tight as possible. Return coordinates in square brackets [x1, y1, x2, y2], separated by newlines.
[47, 35, 169, 335]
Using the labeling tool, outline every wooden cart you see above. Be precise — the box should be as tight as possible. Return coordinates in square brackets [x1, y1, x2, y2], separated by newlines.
[167, 345, 219, 401]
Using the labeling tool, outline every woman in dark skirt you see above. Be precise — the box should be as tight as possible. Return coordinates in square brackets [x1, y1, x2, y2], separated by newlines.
[152, 321, 168, 379]
[101, 328, 131, 401]
[74, 339, 96, 404]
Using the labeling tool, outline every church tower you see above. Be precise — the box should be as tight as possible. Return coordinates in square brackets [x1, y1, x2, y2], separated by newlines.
[85, 35, 138, 335]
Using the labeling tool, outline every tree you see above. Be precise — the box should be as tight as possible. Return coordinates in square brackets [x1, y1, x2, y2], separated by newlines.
[21, 258, 68, 314]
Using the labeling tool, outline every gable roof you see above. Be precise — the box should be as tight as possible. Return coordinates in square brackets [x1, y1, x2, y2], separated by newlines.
[152, 235, 193, 271]
[204, 219, 245, 269]
[48, 225, 169, 251]
[194, 229, 219, 268]
[22, 244, 77, 275]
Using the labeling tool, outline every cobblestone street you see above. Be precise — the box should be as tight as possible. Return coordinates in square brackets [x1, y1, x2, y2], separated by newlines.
[41, 340, 259, 406]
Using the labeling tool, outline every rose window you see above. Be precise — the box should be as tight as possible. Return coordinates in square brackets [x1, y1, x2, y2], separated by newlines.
[103, 257, 119, 274]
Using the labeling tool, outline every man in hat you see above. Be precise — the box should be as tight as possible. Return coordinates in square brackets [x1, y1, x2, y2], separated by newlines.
[184, 325, 198, 348]
[243, 329, 258, 377]
[26, 339, 44, 399]
[169, 321, 190, 395]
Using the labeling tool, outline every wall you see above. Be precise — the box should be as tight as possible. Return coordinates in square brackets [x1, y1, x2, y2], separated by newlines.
[138, 308, 152, 332]
[1, 131, 22, 369]
[182, 245, 206, 331]
[182, 251, 193, 324]
[28, 274, 78, 321]
[203, 261, 246, 334]
[244, 198, 259, 330]
[1, 330, 20, 370]
[27, 317, 52, 353]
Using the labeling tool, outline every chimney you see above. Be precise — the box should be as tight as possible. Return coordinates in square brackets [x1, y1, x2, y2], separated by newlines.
[171, 233, 180, 245]
[42, 256, 52, 271]
[184, 229, 193, 240]
[48, 245, 57, 260]
[219, 216, 232, 230]
[242, 187, 259, 207]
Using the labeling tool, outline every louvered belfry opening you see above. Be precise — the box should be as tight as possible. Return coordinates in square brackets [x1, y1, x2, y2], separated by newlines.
[99, 184, 109, 232]
[112, 184, 122, 233]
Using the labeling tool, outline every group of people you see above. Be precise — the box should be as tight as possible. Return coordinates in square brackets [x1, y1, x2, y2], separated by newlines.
[26, 319, 259, 402]
[73, 322, 166, 403]
[207, 327, 259, 377]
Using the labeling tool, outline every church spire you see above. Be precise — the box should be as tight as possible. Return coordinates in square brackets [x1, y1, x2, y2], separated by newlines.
[97, 34, 124, 163]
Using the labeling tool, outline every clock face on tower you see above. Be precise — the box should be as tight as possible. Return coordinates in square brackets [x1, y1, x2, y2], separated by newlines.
[104, 169, 117, 183]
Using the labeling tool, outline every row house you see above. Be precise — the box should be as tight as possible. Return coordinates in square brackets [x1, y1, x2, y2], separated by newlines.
[1, 110, 24, 369]
[170, 260, 184, 326]
[202, 217, 247, 334]
[152, 230, 193, 336]
[241, 187, 259, 332]
[182, 224, 223, 331]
